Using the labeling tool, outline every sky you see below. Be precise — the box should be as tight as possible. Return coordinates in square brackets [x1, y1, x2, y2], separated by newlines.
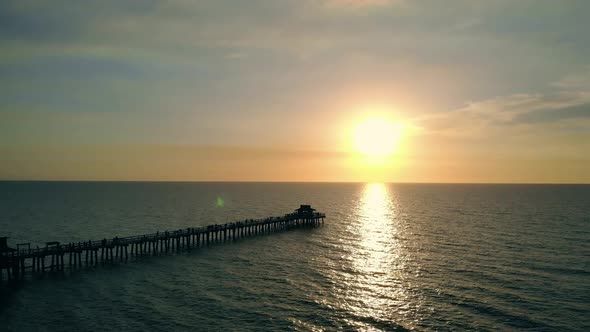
[1, 0, 589, 183]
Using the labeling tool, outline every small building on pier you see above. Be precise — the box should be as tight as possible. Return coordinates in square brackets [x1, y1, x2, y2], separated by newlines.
[0, 237, 15, 254]
[295, 205, 316, 217]
[0, 237, 16, 271]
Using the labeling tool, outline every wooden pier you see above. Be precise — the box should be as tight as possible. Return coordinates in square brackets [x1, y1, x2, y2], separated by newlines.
[0, 205, 325, 282]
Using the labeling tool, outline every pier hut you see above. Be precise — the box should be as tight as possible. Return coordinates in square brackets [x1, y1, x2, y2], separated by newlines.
[0, 237, 15, 253]
[295, 204, 316, 216]
[0, 237, 16, 281]
[294, 205, 323, 228]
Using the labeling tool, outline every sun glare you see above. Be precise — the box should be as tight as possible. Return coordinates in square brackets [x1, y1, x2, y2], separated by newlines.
[353, 117, 401, 158]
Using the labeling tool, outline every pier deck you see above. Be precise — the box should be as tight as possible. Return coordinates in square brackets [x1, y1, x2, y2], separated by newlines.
[0, 205, 325, 282]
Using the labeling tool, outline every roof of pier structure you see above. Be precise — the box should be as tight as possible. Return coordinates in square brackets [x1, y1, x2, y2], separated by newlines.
[295, 205, 316, 215]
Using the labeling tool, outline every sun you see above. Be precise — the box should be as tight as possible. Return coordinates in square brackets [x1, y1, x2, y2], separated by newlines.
[353, 117, 401, 158]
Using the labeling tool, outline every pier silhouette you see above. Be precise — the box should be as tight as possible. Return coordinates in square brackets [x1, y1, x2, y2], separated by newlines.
[0, 205, 325, 282]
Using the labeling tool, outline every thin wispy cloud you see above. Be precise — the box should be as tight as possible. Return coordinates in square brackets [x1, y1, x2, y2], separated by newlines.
[416, 68, 590, 137]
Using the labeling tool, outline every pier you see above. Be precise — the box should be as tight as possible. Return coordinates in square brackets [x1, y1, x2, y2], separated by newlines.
[0, 205, 325, 282]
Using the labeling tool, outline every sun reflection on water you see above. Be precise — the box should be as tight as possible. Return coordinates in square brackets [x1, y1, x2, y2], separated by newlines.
[357, 183, 397, 271]
[340, 183, 414, 330]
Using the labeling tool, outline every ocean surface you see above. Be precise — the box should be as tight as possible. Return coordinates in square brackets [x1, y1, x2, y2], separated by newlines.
[0, 182, 589, 331]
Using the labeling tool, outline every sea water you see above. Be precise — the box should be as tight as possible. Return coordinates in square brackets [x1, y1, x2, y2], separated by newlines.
[0, 182, 589, 331]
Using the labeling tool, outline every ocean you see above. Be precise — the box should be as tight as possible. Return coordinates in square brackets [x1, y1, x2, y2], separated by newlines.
[0, 182, 589, 331]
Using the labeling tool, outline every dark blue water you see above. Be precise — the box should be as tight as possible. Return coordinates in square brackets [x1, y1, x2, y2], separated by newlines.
[1, 182, 589, 331]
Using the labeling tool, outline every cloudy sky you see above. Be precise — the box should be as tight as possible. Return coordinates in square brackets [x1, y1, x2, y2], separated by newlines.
[1, 0, 589, 182]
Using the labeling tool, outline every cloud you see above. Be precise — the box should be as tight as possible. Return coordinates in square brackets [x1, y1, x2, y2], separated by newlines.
[552, 65, 590, 90]
[322, 0, 401, 8]
[417, 67, 590, 136]
[512, 103, 590, 125]
[2, 1, 590, 149]
[1, 0, 581, 61]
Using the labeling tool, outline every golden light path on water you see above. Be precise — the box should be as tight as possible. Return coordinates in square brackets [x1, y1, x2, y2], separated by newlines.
[338, 183, 416, 330]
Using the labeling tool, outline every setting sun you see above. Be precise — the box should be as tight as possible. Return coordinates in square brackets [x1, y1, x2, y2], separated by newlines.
[353, 117, 401, 158]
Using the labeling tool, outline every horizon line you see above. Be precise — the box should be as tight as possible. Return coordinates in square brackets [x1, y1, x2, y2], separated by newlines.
[0, 179, 589, 185]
